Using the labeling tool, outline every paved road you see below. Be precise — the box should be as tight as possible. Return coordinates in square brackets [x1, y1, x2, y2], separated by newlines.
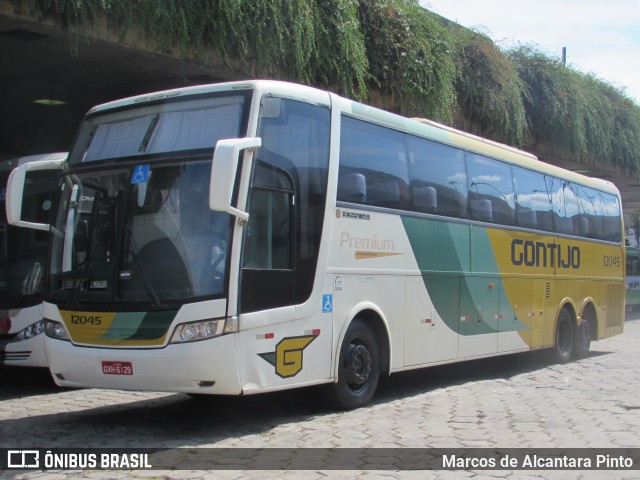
[1, 312, 640, 480]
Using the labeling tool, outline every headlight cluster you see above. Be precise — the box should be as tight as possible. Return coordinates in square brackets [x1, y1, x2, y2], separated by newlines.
[170, 316, 238, 344]
[44, 320, 70, 341]
[17, 320, 45, 340]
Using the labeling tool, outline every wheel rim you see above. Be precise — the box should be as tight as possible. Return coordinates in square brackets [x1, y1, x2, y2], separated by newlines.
[344, 342, 372, 390]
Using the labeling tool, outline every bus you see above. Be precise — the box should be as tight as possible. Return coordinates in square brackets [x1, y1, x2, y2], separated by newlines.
[5, 81, 624, 408]
[1, 153, 65, 367]
[626, 247, 640, 310]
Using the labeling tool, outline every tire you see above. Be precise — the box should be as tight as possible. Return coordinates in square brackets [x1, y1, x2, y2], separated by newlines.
[572, 316, 591, 360]
[554, 308, 574, 364]
[325, 319, 380, 410]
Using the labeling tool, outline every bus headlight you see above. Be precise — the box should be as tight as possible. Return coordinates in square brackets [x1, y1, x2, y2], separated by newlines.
[17, 320, 45, 340]
[44, 320, 71, 341]
[170, 317, 238, 344]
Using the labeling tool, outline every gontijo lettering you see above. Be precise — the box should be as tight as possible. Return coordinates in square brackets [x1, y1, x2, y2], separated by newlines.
[511, 239, 580, 269]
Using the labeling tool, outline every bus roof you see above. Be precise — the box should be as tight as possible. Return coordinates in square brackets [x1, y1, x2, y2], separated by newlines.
[0, 152, 68, 173]
[85, 80, 620, 198]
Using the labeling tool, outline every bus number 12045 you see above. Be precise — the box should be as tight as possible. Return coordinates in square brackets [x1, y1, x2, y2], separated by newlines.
[603, 255, 621, 268]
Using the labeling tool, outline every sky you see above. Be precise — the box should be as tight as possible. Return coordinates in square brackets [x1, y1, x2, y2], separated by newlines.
[420, 0, 640, 104]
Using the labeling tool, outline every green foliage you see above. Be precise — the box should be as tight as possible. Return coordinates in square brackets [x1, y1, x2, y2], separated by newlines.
[453, 29, 528, 146]
[315, 0, 369, 98]
[15, 0, 640, 174]
[357, 0, 456, 122]
[509, 45, 640, 172]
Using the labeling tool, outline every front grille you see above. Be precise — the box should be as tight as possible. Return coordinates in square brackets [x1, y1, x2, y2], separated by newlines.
[1, 351, 31, 361]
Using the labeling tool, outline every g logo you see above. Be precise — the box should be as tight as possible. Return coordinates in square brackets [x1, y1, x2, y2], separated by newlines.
[259, 335, 317, 378]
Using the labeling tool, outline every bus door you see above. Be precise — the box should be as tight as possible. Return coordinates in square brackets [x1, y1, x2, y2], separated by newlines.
[233, 96, 332, 391]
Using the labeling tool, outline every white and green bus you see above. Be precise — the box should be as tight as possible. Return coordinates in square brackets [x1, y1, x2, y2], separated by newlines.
[6, 81, 624, 408]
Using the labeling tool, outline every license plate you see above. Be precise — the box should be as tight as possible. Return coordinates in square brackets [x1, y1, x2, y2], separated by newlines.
[101, 361, 133, 375]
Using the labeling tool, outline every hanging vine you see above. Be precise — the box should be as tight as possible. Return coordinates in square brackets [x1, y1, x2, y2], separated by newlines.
[509, 45, 640, 172]
[10, 0, 640, 174]
[453, 29, 528, 147]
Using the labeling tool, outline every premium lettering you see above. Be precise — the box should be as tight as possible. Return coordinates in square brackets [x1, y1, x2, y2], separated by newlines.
[340, 232, 394, 251]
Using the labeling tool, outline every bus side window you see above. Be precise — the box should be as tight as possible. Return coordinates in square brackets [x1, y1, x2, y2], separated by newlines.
[243, 162, 294, 270]
[466, 153, 516, 226]
[512, 166, 553, 232]
[575, 185, 604, 240]
[407, 135, 468, 219]
[600, 192, 622, 242]
[338, 116, 410, 211]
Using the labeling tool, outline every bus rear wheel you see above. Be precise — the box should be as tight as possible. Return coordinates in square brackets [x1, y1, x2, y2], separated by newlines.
[326, 319, 380, 410]
[554, 308, 574, 363]
[572, 316, 591, 360]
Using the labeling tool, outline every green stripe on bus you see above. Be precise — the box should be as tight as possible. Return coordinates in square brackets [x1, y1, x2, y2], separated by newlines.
[402, 216, 526, 335]
[128, 311, 177, 340]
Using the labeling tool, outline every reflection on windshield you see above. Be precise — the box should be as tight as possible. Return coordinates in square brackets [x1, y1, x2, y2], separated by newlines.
[72, 96, 245, 164]
[49, 160, 231, 307]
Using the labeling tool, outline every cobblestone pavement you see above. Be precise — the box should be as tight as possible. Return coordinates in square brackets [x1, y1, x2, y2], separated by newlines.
[1, 313, 640, 480]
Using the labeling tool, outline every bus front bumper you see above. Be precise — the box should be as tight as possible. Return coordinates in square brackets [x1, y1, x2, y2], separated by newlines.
[45, 334, 242, 395]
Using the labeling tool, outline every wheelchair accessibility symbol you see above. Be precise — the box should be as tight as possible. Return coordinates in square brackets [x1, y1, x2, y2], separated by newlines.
[322, 294, 333, 313]
[131, 164, 150, 184]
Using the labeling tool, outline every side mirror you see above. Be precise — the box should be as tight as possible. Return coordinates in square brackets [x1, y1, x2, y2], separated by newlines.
[6, 158, 66, 231]
[209, 137, 261, 222]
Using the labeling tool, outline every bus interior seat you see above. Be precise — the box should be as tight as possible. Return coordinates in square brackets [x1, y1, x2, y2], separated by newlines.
[135, 238, 191, 298]
[338, 173, 366, 203]
[9, 260, 44, 296]
[413, 186, 437, 213]
[470, 199, 493, 223]
[518, 207, 537, 229]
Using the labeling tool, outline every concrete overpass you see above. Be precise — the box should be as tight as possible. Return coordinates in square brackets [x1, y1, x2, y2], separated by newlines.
[1, 5, 639, 215]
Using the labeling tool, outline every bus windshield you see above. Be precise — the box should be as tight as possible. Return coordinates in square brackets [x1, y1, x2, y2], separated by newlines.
[48, 159, 232, 308]
[48, 93, 249, 308]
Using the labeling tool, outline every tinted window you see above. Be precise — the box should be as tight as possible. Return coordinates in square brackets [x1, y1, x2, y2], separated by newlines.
[338, 116, 410, 210]
[408, 136, 468, 218]
[575, 185, 604, 239]
[548, 177, 582, 236]
[244, 162, 294, 270]
[466, 153, 515, 225]
[72, 95, 247, 163]
[512, 167, 554, 231]
[600, 192, 622, 242]
[241, 97, 331, 313]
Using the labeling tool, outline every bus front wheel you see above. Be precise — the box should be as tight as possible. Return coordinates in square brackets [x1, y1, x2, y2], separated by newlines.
[326, 319, 380, 410]
[554, 308, 574, 363]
